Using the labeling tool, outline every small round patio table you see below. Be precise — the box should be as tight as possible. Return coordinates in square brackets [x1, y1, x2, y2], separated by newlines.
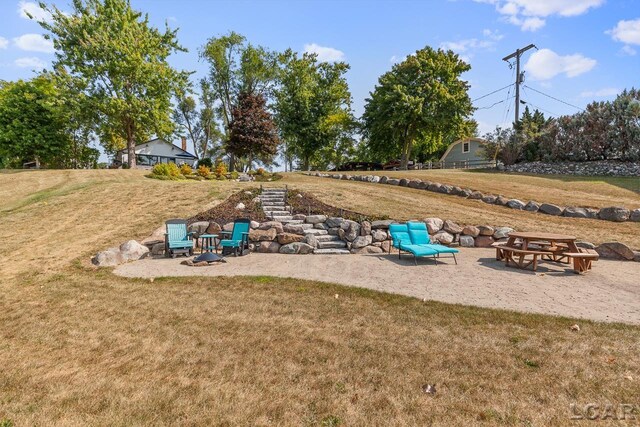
[198, 234, 219, 254]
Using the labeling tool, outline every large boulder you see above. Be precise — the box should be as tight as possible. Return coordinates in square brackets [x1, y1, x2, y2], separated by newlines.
[379, 176, 389, 184]
[563, 207, 589, 218]
[250, 220, 260, 229]
[468, 191, 484, 200]
[433, 230, 454, 245]
[344, 221, 361, 241]
[277, 232, 304, 245]
[371, 229, 388, 242]
[380, 240, 391, 253]
[399, 178, 410, 187]
[630, 209, 640, 222]
[524, 201, 540, 212]
[223, 222, 234, 232]
[360, 221, 372, 236]
[120, 240, 149, 261]
[481, 195, 497, 204]
[352, 235, 373, 249]
[304, 233, 319, 248]
[459, 235, 475, 247]
[141, 226, 166, 245]
[205, 221, 222, 235]
[459, 188, 473, 198]
[92, 247, 124, 267]
[424, 218, 444, 234]
[386, 178, 400, 185]
[258, 241, 281, 253]
[283, 223, 310, 235]
[249, 228, 277, 241]
[279, 242, 314, 255]
[478, 225, 495, 236]
[258, 221, 284, 234]
[370, 176, 381, 183]
[427, 182, 442, 192]
[305, 214, 327, 224]
[507, 199, 526, 210]
[493, 227, 514, 239]
[351, 245, 383, 254]
[326, 217, 346, 228]
[371, 219, 394, 229]
[539, 203, 564, 216]
[314, 222, 329, 230]
[494, 196, 509, 206]
[598, 206, 630, 222]
[443, 220, 463, 234]
[188, 221, 210, 237]
[151, 242, 165, 256]
[407, 179, 422, 189]
[595, 242, 634, 260]
[292, 214, 307, 221]
[462, 225, 480, 237]
[475, 236, 494, 247]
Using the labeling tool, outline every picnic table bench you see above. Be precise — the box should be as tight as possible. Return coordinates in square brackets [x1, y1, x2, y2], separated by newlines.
[493, 232, 598, 273]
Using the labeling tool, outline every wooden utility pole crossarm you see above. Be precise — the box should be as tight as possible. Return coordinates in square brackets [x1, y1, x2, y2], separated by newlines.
[502, 44, 537, 124]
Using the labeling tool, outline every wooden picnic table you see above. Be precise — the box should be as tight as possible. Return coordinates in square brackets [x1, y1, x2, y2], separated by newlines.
[494, 231, 598, 273]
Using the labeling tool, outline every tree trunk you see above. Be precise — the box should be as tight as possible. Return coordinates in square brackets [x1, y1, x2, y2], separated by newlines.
[127, 138, 136, 169]
[400, 140, 411, 170]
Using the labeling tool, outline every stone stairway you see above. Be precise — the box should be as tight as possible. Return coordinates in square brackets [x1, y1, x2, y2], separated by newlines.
[305, 229, 350, 255]
[260, 188, 296, 224]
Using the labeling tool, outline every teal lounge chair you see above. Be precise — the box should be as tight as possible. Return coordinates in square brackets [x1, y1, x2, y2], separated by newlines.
[389, 223, 438, 265]
[219, 218, 251, 256]
[407, 221, 458, 264]
[165, 219, 195, 258]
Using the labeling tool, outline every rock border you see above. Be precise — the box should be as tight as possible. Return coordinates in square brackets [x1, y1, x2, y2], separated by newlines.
[307, 172, 640, 223]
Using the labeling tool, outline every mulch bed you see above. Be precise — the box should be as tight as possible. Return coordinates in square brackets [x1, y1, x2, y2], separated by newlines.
[188, 188, 267, 225]
[287, 189, 388, 222]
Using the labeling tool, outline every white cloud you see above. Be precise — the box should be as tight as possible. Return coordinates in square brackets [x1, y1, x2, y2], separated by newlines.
[474, 0, 604, 31]
[14, 56, 46, 69]
[303, 43, 345, 62]
[621, 45, 637, 56]
[440, 29, 503, 60]
[607, 18, 640, 48]
[580, 88, 620, 98]
[524, 48, 596, 80]
[0, 37, 9, 49]
[17, 0, 52, 22]
[13, 33, 54, 53]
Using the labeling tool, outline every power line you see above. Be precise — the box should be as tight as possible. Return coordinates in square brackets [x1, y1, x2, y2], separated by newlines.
[521, 86, 557, 117]
[472, 83, 515, 102]
[523, 85, 583, 111]
[476, 96, 514, 110]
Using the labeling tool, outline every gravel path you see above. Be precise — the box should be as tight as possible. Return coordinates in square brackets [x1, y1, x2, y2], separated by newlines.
[115, 248, 640, 324]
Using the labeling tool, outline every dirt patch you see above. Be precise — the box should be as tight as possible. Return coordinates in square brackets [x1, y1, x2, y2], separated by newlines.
[287, 189, 388, 222]
[188, 188, 267, 225]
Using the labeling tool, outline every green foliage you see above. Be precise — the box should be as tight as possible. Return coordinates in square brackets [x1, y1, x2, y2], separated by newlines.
[228, 91, 280, 169]
[150, 162, 182, 179]
[362, 46, 474, 168]
[214, 161, 228, 179]
[198, 158, 213, 168]
[180, 163, 193, 175]
[230, 171, 239, 180]
[197, 165, 210, 178]
[275, 49, 355, 170]
[40, 0, 189, 166]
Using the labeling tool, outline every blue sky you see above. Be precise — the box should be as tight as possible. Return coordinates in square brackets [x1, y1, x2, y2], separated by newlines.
[1, 0, 639, 140]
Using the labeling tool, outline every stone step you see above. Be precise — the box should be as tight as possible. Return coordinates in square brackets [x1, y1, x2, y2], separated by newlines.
[317, 240, 347, 249]
[279, 219, 304, 224]
[261, 192, 286, 195]
[313, 248, 351, 255]
[303, 229, 328, 235]
[316, 234, 340, 241]
[260, 198, 285, 202]
[264, 211, 289, 217]
[263, 206, 288, 211]
[271, 215, 293, 221]
[261, 202, 285, 207]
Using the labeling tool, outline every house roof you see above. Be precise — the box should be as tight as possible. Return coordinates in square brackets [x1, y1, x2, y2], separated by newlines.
[439, 137, 487, 162]
[116, 137, 198, 159]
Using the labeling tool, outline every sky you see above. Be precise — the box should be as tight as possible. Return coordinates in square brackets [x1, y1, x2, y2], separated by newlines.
[1, 0, 639, 155]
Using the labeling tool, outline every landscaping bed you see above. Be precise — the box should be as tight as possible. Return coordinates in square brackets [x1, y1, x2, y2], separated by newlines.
[287, 189, 388, 222]
[188, 188, 266, 225]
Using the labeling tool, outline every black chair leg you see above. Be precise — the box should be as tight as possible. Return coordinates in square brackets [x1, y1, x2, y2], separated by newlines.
[414, 255, 417, 265]
[433, 255, 438, 265]
[453, 254, 458, 265]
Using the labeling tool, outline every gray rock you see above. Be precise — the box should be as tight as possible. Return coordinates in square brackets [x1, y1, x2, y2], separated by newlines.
[595, 242, 634, 260]
[459, 188, 473, 197]
[386, 178, 400, 185]
[258, 221, 283, 234]
[493, 227, 514, 239]
[151, 242, 165, 256]
[427, 182, 442, 192]
[524, 201, 540, 212]
[630, 209, 640, 222]
[92, 247, 124, 267]
[439, 185, 455, 195]
[433, 230, 454, 245]
[223, 222, 234, 232]
[417, 181, 430, 189]
[258, 241, 281, 253]
[326, 217, 346, 228]
[539, 203, 564, 216]
[576, 241, 596, 250]
[235, 202, 245, 210]
[277, 232, 304, 245]
[494, 196, 509, 206]
[328, 227, 341, 236]
[371, 229, 388, 242]
[598, 206, 630, 222]
[304, 233, 318, 248]
[351, 235, 373, 249]
[407, 179, 423, 188]
[370, 176, 380, 183]
[468, 191, 484, 200]
[563, 207, 589, 218]
[344, 221, 361, 241]
[478, 225, 495, 236]
[314, 222, 329, 230]
[249, 228, 277, 241]
[586, 208, 600, 219]
[283, 224, 310, 235]
[481, 195, 497, 204]
[188, 221, 210, 237]
[459, 235, 475, 247]
[424, 217, 444, 234]
[250, 220, 260, 229]
[371, 219, 394, 229]
[360, 221, 372, 236]
[399, 178, 409, 187]
[119, 240, 149, 261]
[341, 174, 351, 180]
[507, 199, 526, 210]
[279, 242, 314, 254]
[292, 214, 307, 221]
[381, 240, 391, 253]
[475, 236, 494, 247]
[351, 245, 383, 254]
[379, 176, 389, 184]
[443, 219, 463, 234]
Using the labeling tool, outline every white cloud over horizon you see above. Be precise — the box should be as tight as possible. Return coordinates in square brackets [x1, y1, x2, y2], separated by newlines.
[13, 33, 54, 53]
[17, 0, 53, 22]
[524, 48, 596, 80]
[303, 43, 345, 62]
[475, 0, 604, 31]
[0, 37, 9, 49]
[607, 18, 640, 57]
[580, 88, 620, 98]
[14, 56, 47, 69]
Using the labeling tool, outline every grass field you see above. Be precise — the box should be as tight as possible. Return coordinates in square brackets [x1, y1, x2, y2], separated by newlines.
[1, 169, 639, 425]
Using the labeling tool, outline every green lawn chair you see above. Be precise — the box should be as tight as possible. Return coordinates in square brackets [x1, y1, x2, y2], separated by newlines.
[407, 221, 458, 264]
[219, 218, 251, 256]
[388, 223, 439, 265]
[165, 219, 194, 258]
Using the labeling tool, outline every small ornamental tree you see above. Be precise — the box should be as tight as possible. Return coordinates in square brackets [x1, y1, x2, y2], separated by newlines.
[228, 91, 280, 170]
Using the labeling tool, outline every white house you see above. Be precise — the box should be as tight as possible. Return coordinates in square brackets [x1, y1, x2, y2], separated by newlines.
[115, 137, 198, 168]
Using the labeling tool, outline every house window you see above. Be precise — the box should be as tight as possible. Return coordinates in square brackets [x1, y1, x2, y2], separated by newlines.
[462, 142, 470, 153]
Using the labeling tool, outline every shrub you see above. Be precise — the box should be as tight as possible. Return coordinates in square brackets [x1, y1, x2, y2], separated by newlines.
[180, 163, 193, 175]
[197, 165, 210, 178]
[151, 162, 182, 179]
[214, 162, 227, 179]
[256, 167, 266, 175]
[198, 158, 213, 168]
[230, 171, 239, 180]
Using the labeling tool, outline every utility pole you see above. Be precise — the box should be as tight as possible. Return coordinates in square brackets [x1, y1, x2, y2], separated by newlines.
[502, 44, 537, 124]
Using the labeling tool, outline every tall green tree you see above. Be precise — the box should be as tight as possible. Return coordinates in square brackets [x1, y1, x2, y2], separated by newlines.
[228, 91, 279, 170]
[39, 0, 189, 168]
[363, 46, 474, 169]
[274, 50, 354, 170]
[200, 31, 279, 170]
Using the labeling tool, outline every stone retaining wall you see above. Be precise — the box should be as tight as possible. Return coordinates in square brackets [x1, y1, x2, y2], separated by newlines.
[505, 160, 640, 177]
[308, 172, 640, 223]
